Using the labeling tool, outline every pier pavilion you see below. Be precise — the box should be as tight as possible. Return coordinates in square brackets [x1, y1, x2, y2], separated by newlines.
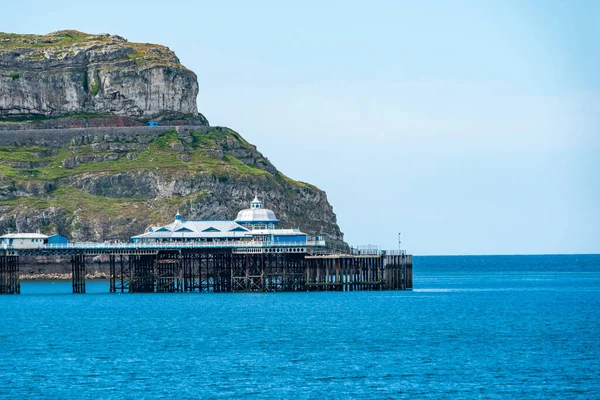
[131, 196, 321, 248]
[0, 196, 412, 294]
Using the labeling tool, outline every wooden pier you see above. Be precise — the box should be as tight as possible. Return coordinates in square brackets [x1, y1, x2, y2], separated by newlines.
[1, 248, 412, 294]
[108, 250, 412, 293]
[0, 255, 19, 294]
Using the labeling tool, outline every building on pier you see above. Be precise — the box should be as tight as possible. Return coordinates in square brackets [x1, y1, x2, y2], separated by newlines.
[0, 196, 413, 295]
[131, 196, 321, 246]
[235, 195, 279, 229]
[47, 234, 69, 245]
[1, 233, 48, 249]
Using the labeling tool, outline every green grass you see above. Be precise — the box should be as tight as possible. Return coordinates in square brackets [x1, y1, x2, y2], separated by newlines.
[0, 130, 250, 180]
[0, 146, 51, 162]
[153, 130, 180, 148]
[0, 185, 145, 217]
[189, 128, 255, 152]
[0, 31, 103, 51]
[126, 52, 142, 60]
[190, 131, 218, 149]
[0, 129, 309, 194]
[0, 127, 317, 237]
[222, 154, 267, 176]
[51, 30, 89, 40]
[0, 31, 184, 71]
[276, 172, 312, 188]
[162, 192, 206, 207]
[90, 77, 100, 96]
[0, 184, 211, 226]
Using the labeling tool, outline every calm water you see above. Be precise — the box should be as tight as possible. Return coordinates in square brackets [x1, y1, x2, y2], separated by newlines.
[1, 255, 599, 399]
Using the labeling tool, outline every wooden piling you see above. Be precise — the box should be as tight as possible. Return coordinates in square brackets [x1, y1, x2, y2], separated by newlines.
[0, 255, 20, 294]
[71, 254, 86, 294]
[3, 247, 413, 295]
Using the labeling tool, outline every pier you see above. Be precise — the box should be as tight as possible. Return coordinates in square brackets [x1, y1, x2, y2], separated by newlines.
[0, 243, 412, 294]
[0, 197, 412, 294]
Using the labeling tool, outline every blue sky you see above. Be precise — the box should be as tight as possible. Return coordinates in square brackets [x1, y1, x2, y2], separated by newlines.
[3, 1, 598, 254]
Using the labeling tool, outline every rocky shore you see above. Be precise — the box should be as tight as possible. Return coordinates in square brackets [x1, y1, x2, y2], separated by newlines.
[20, 271, 108, 281]
[18, 257, 111, 281]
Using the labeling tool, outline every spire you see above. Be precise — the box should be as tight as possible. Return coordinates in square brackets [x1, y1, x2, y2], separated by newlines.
[175, 210, 182, 221]
[250, 192, 263, 209]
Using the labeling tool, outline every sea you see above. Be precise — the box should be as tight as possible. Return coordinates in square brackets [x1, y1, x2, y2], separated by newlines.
[1, 254, 599, 399]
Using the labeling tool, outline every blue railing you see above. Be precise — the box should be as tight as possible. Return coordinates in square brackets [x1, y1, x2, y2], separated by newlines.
[37, 239, 326, 251]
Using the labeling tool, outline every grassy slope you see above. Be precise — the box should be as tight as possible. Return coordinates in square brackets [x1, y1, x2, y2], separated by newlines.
[0, 30, 186, 74]
[0, 128, 311, 224]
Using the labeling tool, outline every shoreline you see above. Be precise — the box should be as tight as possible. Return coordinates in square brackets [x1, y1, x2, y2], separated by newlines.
[19, 272, 109, 281]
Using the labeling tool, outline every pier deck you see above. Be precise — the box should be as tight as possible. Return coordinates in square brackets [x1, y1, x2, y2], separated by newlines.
[0, 243, 412, 294]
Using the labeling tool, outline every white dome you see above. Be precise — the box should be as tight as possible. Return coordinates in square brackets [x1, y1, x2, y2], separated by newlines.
[235, 196, 279, 224]
[235, 208, 279, 223]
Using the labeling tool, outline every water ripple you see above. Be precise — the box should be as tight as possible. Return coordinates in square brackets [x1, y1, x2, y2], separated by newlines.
[0, 254, 599, 398]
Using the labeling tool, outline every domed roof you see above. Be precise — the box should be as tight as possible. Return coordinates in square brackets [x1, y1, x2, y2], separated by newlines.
[235, 196, 279, 224]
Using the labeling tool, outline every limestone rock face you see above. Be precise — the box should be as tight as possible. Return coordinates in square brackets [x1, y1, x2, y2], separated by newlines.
[0, 30, 206, 122]
[0, 126, 348, 251]
[0, 30, 349, 253]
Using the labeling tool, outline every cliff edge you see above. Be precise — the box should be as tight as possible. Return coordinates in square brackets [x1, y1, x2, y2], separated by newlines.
[0, 30, 207, 124]
[0, 126, 347, 250]
[0, 31, 348, 251]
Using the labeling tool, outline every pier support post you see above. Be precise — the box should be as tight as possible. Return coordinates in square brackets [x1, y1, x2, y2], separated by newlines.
[0, 255, 20, 294]
[71, 254, 86, 294]
[109, 255, 131, 293]
[130, 255, 155, 293]
[182, 253, 194, 292]
[406, 254, 413, 290]
[155, 251, 182, 293]
[304, 253, 412, 292]
[109, 255, 116, 293]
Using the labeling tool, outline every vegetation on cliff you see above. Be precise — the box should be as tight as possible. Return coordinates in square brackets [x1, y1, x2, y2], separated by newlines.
[0, 30, 187, 71]
[0, 127, 346, 249]
[0, 30, 347, 250]
[0, 30, 205, 122]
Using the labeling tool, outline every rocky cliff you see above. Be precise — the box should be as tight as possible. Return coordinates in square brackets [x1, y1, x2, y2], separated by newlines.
[0, 31, 348, 251]
[0, 30, 207, 123]
[0, 126, 346, 250]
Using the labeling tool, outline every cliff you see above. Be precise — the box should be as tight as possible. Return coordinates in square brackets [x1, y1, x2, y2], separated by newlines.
[0, 31, 348, 251]
[0, 30, 207, 124]
[0, 126, 347, 250]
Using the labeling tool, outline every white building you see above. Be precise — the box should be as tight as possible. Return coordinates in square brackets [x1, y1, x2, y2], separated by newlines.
[235, 196, 279, 229]
[1, 233, 48, 249]
[131, 196, 322, 246]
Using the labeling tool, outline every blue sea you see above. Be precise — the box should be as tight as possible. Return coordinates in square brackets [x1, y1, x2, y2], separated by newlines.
[1, 254, 599, 399]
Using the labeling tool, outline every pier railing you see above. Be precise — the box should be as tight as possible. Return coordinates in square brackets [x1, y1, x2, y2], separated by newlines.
[350, 245, 381, 255]
[384, 250, 407, 256]
[36, 239, 326, 251]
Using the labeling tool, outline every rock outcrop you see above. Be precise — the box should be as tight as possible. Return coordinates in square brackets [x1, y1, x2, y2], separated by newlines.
[0, 126, 347, 250]
[0, 31, 348, 252]
[0, 30, 207, 123]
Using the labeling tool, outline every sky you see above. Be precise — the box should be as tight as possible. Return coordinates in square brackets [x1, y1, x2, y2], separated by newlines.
[2, 0, 598, 254]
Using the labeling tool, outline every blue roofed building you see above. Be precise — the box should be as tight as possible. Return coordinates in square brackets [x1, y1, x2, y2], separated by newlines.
[47, 234, 68, 245]
[131, 196, 324, 249]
